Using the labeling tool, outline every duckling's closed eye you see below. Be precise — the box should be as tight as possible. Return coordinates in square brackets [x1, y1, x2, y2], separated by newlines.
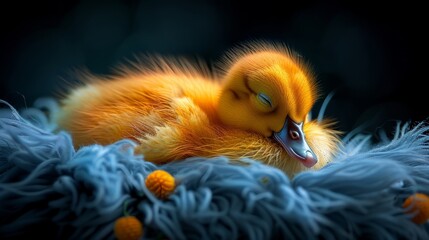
[257, 93, 272, 107]
[251, 92, 275, 113]
[245, 70, 279, 112]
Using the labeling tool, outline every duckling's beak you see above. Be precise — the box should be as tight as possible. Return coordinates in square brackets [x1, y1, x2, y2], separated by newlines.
[273, 116, 318, 168]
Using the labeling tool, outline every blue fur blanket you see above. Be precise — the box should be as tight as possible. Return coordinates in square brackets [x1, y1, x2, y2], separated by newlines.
[0, 99, 429, 240]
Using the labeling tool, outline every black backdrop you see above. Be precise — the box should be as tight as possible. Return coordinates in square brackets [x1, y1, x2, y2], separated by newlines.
[1, 0, 428, 134]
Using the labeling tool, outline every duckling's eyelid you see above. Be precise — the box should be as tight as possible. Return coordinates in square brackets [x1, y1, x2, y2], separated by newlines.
[257, 93, 272, 107]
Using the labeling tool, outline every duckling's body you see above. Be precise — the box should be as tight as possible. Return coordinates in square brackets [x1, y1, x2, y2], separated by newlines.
[57, 43, 340, 176]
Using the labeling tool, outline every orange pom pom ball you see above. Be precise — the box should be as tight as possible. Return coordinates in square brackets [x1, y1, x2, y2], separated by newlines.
[114, 216, 143, 240]
[403, 193, 429, 224]
[145, 170, 176, 199]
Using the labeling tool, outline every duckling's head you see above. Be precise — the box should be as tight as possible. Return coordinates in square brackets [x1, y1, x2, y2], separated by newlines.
[217, 45, 319, 168]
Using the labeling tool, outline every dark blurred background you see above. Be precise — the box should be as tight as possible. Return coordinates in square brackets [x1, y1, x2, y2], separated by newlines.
[1, 0, 428, 134]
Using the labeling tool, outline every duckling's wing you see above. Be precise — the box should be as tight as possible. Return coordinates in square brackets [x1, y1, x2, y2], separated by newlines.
[56, 56, 220, 148]
[55, 78, 178, 147]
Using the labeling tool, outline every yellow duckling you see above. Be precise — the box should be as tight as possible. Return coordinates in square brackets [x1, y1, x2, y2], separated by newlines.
[56, 42, 340, 176]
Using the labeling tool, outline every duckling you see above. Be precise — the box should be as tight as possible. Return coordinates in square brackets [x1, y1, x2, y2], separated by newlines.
[56, 42, 340, 176]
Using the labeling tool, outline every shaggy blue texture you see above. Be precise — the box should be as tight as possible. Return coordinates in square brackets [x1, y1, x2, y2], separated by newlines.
[0, 99, 429, 240]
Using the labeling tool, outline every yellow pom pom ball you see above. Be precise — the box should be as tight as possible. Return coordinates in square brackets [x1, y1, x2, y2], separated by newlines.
[403, 193, 429, 224]
[114, 216, 143, 240]
[145, 170, 176, 199]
